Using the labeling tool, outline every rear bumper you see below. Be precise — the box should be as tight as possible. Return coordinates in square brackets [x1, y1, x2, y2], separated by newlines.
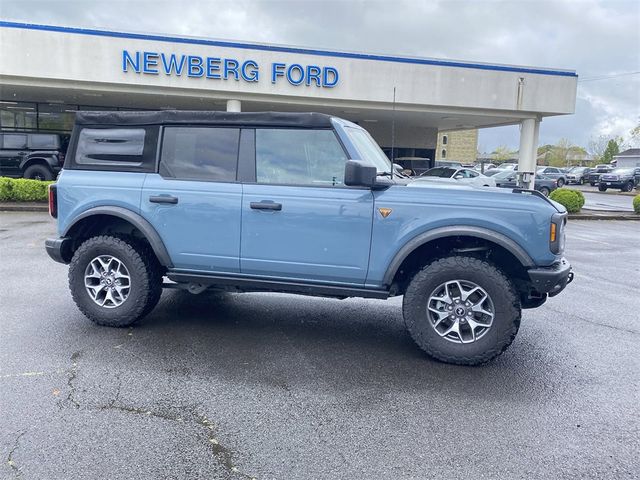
[528, 258, 573, 297]
[45, 237, 72, 264]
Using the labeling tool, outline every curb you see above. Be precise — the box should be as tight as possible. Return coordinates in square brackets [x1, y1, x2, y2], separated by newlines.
[0, 203, 48, 212]
[569, 211, 639, 221]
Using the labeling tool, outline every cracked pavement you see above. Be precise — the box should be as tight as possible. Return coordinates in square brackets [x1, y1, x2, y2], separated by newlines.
[1, 212, 639, 479]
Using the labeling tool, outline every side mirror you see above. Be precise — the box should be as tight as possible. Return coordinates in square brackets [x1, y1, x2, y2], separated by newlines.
[344, 160, 377, 187]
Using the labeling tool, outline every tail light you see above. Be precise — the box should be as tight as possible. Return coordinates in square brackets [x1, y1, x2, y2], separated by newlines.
[48, 184, 57, 218]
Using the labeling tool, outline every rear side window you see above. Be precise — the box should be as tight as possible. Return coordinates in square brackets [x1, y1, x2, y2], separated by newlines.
[2, 134, 27, 149]
[29, 134, 60, 149]
[74, 127, 158, 172]
[255, 129, 347, 186]
[160, 127, 240, 181]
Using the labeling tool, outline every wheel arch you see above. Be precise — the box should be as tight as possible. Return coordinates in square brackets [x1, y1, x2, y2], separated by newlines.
[63, 206, 173, 267]
[383, 226, 534, 291]
[21, 156, 55, 171]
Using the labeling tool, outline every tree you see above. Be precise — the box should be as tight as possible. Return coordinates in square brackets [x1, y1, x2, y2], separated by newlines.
[588, 135, 609, 163]
[491, 146, 516, 162]
[629, 121, 640, 147]
[602, 139, 621, 164]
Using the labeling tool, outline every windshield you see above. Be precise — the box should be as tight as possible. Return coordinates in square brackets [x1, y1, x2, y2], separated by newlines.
[344, 127, 391, 173]
[422, 167, 455, 178]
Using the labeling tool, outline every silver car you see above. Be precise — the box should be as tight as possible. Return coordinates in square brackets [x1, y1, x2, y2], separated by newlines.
[417, 167, 496, 187]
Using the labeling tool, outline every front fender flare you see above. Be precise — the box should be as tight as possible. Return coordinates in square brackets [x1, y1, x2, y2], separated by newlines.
[63, 206, 173, 267]
[382, 225, 534, 287]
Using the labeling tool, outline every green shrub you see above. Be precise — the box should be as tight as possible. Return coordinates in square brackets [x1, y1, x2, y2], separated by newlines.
[0, 177, 53, 202]
[549, 188, 583, 213]
[0, 177, 13, 201]
[633, 195, 640, 214]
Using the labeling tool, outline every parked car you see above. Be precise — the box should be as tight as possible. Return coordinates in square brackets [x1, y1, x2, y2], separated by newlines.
[587, 164, 612, 186]
[536, 167, 567, 187]
[474, 162, 496, 172]
[417, 166, 496, 187]
[598, 167, 640, 192]
[45, 110, 572, 366]
[565, 166, 592, 185]
[493, 171, 558, 196]
[393, 157, 433, 176]
[0, 132, 66, 180]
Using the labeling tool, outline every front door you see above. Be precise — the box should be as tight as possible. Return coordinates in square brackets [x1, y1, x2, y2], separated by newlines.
[240, 128, 374, 285]
[140, 126, 243, 273]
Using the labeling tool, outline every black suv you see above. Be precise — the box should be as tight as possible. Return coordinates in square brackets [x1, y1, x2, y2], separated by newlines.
[0, 132, 67, 180]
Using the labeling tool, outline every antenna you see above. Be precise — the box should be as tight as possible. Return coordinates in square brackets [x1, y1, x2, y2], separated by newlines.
[391, 86, 396, 180]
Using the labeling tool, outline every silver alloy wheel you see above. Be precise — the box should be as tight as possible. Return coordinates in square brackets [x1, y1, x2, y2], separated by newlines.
[426, 280, 495, 344]
[84, 255, 131, 308]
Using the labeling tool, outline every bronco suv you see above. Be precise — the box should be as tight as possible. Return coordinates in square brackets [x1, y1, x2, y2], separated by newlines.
[45, 111, 573, 365]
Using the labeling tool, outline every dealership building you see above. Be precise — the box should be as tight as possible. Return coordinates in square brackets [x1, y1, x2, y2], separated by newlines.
[0, 21, 578, 178]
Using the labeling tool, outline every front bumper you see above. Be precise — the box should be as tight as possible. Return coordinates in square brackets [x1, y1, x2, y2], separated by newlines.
[45, 237, 72, 264]
[528, 258, 573, 297]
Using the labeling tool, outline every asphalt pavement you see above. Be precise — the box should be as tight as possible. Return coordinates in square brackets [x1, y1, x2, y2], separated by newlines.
[579, 191, 635, 212]
[1, 212, 639, 480]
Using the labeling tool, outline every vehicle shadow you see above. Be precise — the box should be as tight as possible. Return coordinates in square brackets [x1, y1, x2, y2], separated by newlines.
[117, 289, 569, 405]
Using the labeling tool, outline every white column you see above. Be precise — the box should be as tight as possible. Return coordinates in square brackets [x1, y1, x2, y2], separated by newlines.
[226, 99, 241, 112]
[517, 118, 539, 189]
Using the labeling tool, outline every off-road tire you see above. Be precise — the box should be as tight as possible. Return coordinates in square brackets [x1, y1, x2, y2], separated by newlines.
[68, 235, 162, 327]
[403, 256, 521, 366]
[23, 164, 54, 181]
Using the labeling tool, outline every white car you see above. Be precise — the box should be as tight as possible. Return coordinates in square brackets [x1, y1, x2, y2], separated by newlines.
[416, 166, 496, 187]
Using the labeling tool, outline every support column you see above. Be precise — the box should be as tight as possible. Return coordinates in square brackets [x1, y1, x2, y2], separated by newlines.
[226, 99, 241, 112]
[517, 118, 539, 189]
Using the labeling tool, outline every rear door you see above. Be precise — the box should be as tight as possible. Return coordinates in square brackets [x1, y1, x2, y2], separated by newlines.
[140, 126, 243, 273]
[0, 133, 27, 177]
[240, 128, 374, 285]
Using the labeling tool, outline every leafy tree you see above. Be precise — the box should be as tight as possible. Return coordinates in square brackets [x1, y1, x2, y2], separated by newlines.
[491, 146, 516, 161]
[602, 138, 622, 164]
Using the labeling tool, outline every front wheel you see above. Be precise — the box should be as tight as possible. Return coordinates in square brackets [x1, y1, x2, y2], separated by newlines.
[403, 256, 521, 365]
[579, 178, 585, 185]
[598, 185, 607, 192]
[623, 181, 634, 192]
[557, 178, 565, 187]
[68, 235, 162, 327]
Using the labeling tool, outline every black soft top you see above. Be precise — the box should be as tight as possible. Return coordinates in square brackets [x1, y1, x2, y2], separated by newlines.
[74, 110, 334, 128]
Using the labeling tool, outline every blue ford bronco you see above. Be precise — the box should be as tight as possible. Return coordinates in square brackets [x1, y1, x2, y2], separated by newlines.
[45, 111, 573, 365]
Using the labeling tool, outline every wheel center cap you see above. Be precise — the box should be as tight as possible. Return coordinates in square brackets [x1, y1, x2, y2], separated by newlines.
[455, 306, 466, 316]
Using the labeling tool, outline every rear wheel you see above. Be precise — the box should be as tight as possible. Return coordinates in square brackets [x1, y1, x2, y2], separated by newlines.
[68, 235, 162, 327]
[23, 164, 53, 181]
[557, 178, 565, 187]
[598, 184, 607, 192]
[539, 186, 550, 197]
[402, 256, 521, 365]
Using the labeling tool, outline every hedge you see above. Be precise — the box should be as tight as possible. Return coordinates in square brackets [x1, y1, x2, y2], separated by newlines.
[0, 177, 53, 202]
[634, 195, 640, 214]
[549, 188, 584, 213]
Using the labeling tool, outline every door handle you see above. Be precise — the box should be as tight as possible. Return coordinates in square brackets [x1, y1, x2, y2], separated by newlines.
[250, 201, 282, 211]
[149, 195, 179, 205]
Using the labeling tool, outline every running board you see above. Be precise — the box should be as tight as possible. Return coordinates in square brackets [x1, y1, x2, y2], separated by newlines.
[166, 271, 390, 299]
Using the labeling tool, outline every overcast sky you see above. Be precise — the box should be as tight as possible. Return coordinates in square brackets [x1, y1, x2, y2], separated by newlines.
[2, 0, 639, 152]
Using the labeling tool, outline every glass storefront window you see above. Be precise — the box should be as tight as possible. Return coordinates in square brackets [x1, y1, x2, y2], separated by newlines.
[0, 101, 37, 130]
[37, 103, 77, 131]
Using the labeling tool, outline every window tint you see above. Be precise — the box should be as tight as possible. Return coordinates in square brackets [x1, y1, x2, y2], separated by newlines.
[160, 127, 239, 181]
[3, 134, 27, 149]
[256, 129, 347, 186]
[29, 134, 60, 149]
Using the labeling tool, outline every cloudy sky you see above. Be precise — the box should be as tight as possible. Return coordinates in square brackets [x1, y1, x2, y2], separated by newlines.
[2, 0, 639, 152]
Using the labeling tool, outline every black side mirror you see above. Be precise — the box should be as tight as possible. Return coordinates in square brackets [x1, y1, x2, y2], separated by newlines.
[344, 160, 376, 187]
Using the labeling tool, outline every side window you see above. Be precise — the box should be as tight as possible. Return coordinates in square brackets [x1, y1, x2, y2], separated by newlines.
[29, 134, 60, 149]
[3, 134, 27, 149]
[255, 129, 347, 186]
[75, 127, 158, 172]
[160, 127, 240, 182]
[467, 170, 479, 178]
